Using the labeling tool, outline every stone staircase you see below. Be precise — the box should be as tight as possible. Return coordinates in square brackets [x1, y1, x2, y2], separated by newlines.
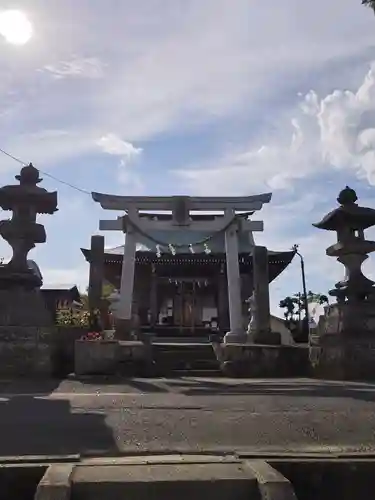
[10, 453, 375, 499]
[151, 341, 221, 375]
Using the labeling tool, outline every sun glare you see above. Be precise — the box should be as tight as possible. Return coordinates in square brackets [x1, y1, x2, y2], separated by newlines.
[0, 10, 33, 46]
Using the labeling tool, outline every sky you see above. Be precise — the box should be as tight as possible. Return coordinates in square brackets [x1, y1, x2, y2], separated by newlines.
[0, 0, 375, 316]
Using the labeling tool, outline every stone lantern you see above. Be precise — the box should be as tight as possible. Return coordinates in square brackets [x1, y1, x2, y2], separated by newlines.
[0, 164, 58, 327]
[0, 163, 58, 288]
[311, 186, 375, 380]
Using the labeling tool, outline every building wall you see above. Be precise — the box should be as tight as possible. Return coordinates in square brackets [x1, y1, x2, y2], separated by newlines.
[271, 316, 295, 345]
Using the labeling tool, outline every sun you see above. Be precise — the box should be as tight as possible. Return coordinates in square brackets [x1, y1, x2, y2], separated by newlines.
[0, 10, 33, 46]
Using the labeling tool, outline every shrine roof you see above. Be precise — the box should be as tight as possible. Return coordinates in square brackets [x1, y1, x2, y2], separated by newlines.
[81, 248, 295, 283]
[40, 284, 81, 302]
[41, 283, 79, 291]
[81, 246, 294, 266]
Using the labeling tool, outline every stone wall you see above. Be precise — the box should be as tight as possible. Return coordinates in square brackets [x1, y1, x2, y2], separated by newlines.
[0, 325, 90, 377]
[310, 335, 375, 381]
[0, 327, 52, 377]
[215, 343, 309, 378]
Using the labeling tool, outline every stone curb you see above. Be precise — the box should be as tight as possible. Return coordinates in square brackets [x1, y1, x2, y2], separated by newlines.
[80, 454, 241, 465]
[1, 448, 375, 466]
[78, 445, 375, 458]
[0, 454, 80, 464]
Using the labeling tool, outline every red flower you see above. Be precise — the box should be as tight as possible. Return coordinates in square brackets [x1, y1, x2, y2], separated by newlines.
[79, 331, 103, 341]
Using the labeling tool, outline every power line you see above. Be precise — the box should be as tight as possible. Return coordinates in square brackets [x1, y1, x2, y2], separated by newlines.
[0, 147, 91, 196]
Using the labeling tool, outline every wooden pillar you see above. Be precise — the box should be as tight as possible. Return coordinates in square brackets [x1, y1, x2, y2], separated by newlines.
[88, 235, 105, 325]
[218, 264, 229, 333]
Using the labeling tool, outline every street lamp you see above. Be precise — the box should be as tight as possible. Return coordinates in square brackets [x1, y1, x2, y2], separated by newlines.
[292, 244, 309, 334]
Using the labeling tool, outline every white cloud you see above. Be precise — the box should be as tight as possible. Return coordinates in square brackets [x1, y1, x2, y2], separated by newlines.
[0, 0, 372, 155]
[97, 133, 142, 161]
[97, 133, 143, 189]
[41, 57, 105, 79]
[174, 62, 375, 195]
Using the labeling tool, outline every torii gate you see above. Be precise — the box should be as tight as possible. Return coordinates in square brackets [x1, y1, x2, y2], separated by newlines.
[92, 193, 272, 342]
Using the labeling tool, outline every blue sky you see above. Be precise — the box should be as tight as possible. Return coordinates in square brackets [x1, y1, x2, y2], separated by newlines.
[0, 0, 375, 315]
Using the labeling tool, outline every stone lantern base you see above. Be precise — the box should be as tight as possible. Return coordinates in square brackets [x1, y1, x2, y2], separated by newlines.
[0, 286, 53, 377]
[310, 301, 375, 381]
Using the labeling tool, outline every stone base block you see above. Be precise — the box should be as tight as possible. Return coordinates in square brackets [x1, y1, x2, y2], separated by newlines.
[310, 336, 375, 381]
[218, 344, 309, 378]
[310, 301, 375, 381]
[0, 326, 52, 376]
[223, 331, 249, 344]
[75, 340, 118, 376]
[74, 340, 152, 376]
[250, 330, 282, 345]
[223, 330, 282, 346]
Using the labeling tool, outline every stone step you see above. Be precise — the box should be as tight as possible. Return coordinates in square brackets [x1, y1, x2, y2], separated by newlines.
[152, 343, 220, 373]
[35, 457, 296, 500]
[152, 337, 212, 344]
[2, 454, 375, 499]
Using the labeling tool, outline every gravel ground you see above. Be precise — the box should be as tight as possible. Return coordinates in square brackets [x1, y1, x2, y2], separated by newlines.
[0, 377, 374, 456]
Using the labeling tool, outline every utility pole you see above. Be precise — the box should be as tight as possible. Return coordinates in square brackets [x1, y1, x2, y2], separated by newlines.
[292, 244, 309, 334]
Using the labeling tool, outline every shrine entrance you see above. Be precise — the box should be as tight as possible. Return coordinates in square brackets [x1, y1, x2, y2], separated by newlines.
[92, 192, 273, 342]
[157, 277, 217, 335]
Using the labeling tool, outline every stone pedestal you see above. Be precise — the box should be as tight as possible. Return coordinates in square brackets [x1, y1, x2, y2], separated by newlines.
[0, 289, 53, 376]
[0, 288, 52, 327]
[310, 301, 375, 380]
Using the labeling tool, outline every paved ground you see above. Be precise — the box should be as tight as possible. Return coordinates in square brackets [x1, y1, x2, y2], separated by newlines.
[0, 377, 375, 456]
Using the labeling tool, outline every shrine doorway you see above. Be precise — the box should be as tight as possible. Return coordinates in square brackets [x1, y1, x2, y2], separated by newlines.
[175, 280, 202, 332]
[157, 277, 217, 336]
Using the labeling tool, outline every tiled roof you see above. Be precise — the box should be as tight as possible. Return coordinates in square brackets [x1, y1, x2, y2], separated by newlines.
[41, 283, 79, 291]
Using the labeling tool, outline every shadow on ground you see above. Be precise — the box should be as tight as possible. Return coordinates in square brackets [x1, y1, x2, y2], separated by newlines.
[164, 378, 375, 402]
[0, 395, 116, 456]
[0, 378, 63, 395]
[76, 376, 172, 393]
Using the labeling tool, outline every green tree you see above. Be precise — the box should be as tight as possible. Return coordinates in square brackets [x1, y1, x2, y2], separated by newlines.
[279, 291, 328, 342]
[80, 282, 116, 309]
[306, 291, 329, 305]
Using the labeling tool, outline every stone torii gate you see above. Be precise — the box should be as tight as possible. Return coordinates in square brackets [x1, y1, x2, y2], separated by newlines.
[92, 192, 272, 343]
